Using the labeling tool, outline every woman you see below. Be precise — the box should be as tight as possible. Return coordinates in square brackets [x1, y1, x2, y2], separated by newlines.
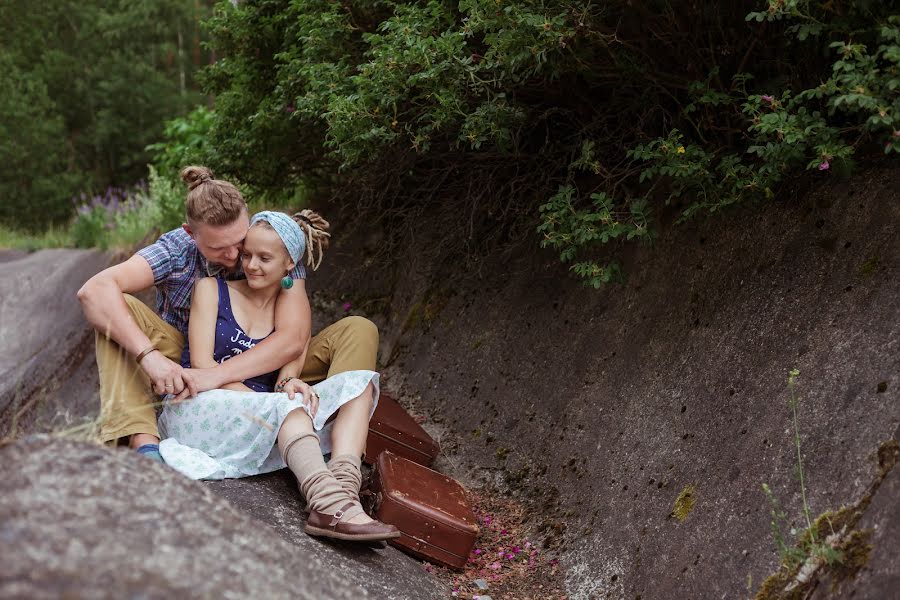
[158, 209, 399, 542]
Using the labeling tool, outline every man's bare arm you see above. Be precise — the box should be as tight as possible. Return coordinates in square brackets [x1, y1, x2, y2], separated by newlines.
[77, 254, 199, 396]
[77, 255, 157, 356]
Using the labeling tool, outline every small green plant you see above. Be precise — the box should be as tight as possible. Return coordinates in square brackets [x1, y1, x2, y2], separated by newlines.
[70, 168, 187, 251]
[760, 370, 843, 580]
[537, 183, 649, 288]
[71, 205, 112, 250]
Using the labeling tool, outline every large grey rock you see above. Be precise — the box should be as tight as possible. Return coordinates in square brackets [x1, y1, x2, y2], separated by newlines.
[0, 436, 445, 599]
[0, 249, 110, 437]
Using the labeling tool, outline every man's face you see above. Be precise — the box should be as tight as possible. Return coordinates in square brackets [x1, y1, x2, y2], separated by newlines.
[183, 211, 250, 270]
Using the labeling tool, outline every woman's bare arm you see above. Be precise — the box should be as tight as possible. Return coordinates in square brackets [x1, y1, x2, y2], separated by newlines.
[175, 279, 310, 400]
[188, 278, 253, 393]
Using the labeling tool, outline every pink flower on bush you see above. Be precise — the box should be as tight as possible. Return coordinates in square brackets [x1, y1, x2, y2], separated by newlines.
[761, 95, 774, 104]
[342, 301, 352, 312]
[818, 160, 830, 171]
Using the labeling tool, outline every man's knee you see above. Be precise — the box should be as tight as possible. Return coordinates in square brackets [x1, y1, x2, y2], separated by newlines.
[337, 316, 379, 345]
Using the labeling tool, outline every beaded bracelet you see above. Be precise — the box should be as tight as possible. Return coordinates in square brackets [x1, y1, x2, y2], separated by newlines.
[274, 376, 298, 393]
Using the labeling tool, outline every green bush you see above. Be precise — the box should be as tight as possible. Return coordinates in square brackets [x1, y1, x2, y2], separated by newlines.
[146, 107, 216, 178]
[71, 205, 111, 250]
[1, 0, 209, 232]
[70, 167, 187, 250]
[168, 1, 898, 284]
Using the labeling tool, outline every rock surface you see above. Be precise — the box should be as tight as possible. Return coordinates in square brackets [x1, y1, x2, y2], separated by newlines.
[2, 163, 897, 599]
[312, 164, 900, 599]
[0, 436, 445, 600]
[0, 249, 110, 437]
[0, 250, 445, 599]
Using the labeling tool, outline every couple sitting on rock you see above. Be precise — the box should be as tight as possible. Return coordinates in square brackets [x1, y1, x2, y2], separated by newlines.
[77, 166, 399, 543]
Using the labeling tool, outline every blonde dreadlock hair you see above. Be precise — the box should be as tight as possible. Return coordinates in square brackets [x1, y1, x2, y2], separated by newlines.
[292, 209, 331, 271]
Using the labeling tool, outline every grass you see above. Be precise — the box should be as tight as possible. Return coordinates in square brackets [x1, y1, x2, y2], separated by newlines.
[0, 224, 73, 250]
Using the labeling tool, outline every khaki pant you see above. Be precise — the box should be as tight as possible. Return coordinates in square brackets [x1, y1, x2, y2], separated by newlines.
[98, 295, 379, 444]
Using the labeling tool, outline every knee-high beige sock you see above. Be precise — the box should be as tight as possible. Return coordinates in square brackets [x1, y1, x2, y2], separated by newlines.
[327, 453, 363, 498]
[281, 432, 352, 515]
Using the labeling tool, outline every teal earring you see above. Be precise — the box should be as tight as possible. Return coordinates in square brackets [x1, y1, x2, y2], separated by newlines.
[281, 275, 294, 289]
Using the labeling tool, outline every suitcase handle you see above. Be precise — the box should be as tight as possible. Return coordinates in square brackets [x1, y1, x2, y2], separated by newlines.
[359, 489, 382, 514]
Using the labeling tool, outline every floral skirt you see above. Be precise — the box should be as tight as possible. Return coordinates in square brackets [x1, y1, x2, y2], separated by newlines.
[158, 370, 379, 480]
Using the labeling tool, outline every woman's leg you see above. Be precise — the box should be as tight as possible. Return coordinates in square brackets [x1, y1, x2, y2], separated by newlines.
[279, 405, 374, 525]
[326, 382, 376, 523]
[329, 382, 375, 458]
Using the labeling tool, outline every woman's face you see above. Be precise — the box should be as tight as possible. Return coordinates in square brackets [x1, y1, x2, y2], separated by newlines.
[241, 225, 294, 289]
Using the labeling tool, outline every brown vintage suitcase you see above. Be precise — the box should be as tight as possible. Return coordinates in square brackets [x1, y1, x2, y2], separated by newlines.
[367, 450, 479, 569]
[364, 392, 440, 467]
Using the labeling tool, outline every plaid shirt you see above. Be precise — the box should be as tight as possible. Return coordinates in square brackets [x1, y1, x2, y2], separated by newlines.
[137, 228, 306, 335]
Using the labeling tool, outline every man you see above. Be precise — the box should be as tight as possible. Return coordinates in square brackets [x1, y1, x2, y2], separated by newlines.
[77, 167, 377, 461]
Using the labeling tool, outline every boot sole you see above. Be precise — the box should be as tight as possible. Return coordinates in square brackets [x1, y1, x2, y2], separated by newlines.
[304, 525, 402, 542]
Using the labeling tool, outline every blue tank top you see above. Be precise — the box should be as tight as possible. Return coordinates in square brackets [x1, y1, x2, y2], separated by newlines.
[180, 278, 278, 393]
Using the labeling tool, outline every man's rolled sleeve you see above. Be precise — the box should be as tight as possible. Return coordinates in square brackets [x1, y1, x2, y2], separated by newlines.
[137, 234, 176, 285]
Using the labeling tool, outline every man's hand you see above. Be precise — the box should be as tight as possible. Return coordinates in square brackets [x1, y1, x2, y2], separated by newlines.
[172, 366, 226, 402]
[282, 378, 319, 418]
[140, 351, 189, 397]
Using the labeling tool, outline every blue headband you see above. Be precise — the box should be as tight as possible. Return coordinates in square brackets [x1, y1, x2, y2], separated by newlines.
[249, 211, 305, 265]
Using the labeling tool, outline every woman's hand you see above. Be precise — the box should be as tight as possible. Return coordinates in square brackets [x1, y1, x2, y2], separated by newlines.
[282, 378, 319, 418]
